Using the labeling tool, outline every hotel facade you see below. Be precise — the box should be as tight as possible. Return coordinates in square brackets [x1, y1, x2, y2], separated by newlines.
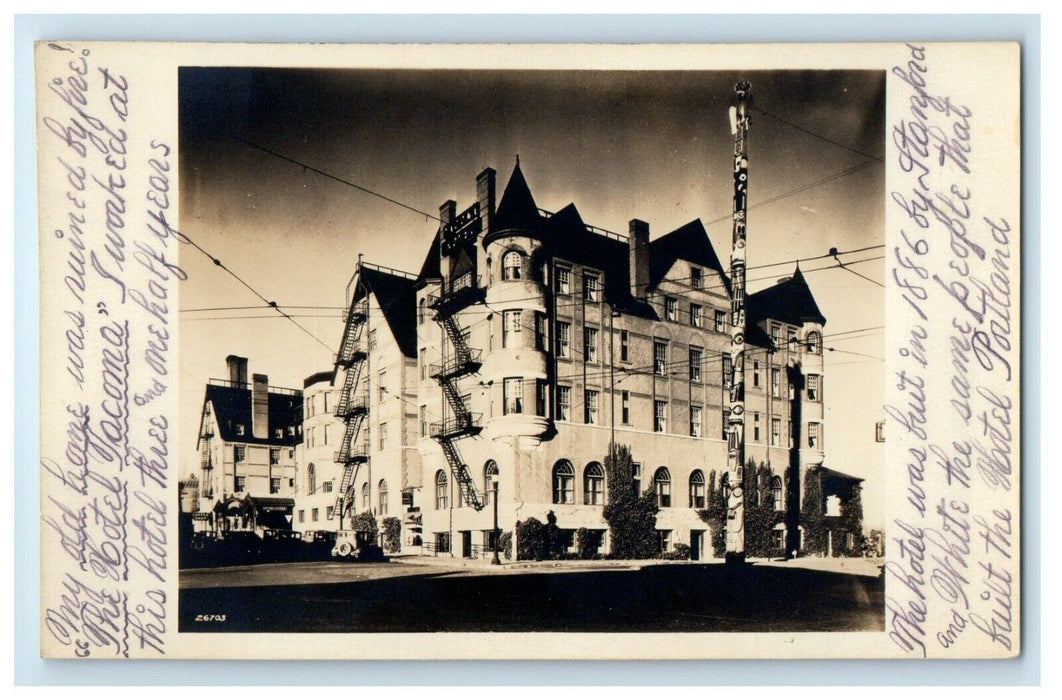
[307, 161, 862, 559]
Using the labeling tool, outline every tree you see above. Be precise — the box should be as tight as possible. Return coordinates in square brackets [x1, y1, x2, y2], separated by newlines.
[381, 516, 402, 553]
[602, 443, 660, 559]
[699, 469, 727, 557]
[837, 483, 865, 557]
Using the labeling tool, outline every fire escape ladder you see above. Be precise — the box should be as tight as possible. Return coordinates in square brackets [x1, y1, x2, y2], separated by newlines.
[333, 302, 370, 525]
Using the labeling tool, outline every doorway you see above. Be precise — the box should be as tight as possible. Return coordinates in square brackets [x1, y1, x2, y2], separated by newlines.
[690, 529, 705, 561]
[461, 530, 472, 558]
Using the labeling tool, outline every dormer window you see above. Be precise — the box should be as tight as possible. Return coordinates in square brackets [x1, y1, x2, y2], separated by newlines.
[235, 424, 245, 436]
[502, 250, 523, 280]
[690, 267, 703, 288]
[807, 331, 821, 354]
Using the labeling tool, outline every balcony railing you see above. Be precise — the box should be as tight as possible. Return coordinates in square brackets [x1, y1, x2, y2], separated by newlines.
[429, 350, 483, 380]
[429, 413, 482, 440]
[335, 393, 369, 418]
[335, 441, 369, 464]
[429, 276, 484, 314]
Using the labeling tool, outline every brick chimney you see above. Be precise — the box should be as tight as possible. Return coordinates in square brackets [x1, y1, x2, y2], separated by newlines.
[629, 219, 651, 299]
[252, 373, 269, 439]
[226, 355, 248, 386]
[476, 168, 496, 231]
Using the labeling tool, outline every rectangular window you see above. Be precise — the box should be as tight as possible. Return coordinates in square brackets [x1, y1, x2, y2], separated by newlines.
[504, 377, 524, 415]
[753, 361, 761, 388]
[556, 386, 571, 421]
[787, 327, 798, 349]
[584, 274, 600, 302]
[312, 508, 319, 522]
[754, 412, 761, 442]
[690, 405, 702, 437]
[556, 321, 571, 358]
[654, 340, 667, 376]
[323, 425, 329, 445]
[503, 310, 522, 348]
[323, 481, 333, 493]
[536, 380, 548, 417]
[307, 396, 315, 417]
[379, 422, 388, 450]
[690, 304, 703, 328]
[620, 330, 630, 362]
[772, 418, 782, 447]
[436, 532, 451, 554]
[807, 374, 821, 401]
[585, 390, 599, 425]
[621, 391, 630, 424]
[808, 422, 821, 449]
[534, 312, 547, 351]
[298, 510, 305, 524]
[689, 347, 703, 383]
[584, 327, 598, 363]
[270, 447, 280, 465]
[556, 266, 571, 295]
[323, 392, 330, 413]
[420, 405, 427, 437]
[326, 506, 335, 520]
[690, 267, 703, 288]
[657, 530, 672, 553]
[420, 347, 427, 379]
[235, 475, 246, 492]
[270, 477, 281, 494]
[368, 329, 377, 350]
[235, 424, 245, 436]
[234, 445, 246, 463]
[722, 355, 732, 387]
[771, 367, 781, 398]
[771, 323, 782, 344]
[654, 400, 667, 433]
[665, 296, 677, 321]
[715, 310, 726, 332]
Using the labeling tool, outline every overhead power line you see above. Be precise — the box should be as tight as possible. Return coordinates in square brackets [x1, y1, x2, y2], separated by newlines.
[752, 105, 885, 162]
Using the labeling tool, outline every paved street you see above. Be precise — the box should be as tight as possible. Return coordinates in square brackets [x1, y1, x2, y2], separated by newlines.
[179, 557, 884, 633]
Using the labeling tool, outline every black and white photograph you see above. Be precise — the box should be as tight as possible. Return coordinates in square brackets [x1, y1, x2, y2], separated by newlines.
[176, 66, 887, 634]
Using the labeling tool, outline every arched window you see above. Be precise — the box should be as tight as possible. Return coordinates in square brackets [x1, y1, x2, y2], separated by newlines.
[435, 470, 448, 510]
[654, 467, 672, 507]
[502, 250, 523, 280]
[689, 469, 705, 509]
[806, 331, 821, 354]
[418, 298, 426, 325]
[771, 475, 784, 511]
[483, 460, 498, 506]
[378, 479, 389, 516]
[362, 482, 370, 509]
[584, 462, 604, 505]
[553, 460, 575, 504]
[307, 463, 316, 495]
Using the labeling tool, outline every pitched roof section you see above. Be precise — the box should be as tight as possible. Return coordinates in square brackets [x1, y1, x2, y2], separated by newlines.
[648, 219, 728, 292]
[204, 383, 302, 447]
[416, 231, 442, 284]
[747, 266, 827, 328]
[356, 266, 419, 358]
[493, 161, 541, 231]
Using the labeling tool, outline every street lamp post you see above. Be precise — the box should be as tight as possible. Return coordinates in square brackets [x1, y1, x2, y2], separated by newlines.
[491, 475, 501, 565]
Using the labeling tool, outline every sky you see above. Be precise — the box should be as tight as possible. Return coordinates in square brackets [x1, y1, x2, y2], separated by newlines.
[178, 67, 886, 529]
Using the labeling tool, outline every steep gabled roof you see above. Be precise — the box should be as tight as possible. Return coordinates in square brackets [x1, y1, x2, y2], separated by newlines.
[747, 266, 827, 328]
[416, 231, 442, 285]
[648, 219, 728, 293]
[203, 383, 302, 447]
[356, 266, 419, 358]
[493, 161, 542, 231]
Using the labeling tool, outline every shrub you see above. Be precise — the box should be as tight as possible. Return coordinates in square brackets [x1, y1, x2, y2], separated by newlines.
[660, 542, 691, 560]
[381, 517, 402, 553]
[499, 530, 513, 560]
[801, 470, 828, 556]
[516, 517, 548, 561]
[576, 527, 603, 559]
[351, 511, 379, 542]
[603, 443, 659, 559]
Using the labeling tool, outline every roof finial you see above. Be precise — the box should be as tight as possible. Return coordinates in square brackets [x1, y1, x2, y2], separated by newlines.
[515, 153, 520, 166]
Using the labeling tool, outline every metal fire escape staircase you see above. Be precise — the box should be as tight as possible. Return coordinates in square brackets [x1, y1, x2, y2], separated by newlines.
[333, 305, 370, 521]
[429, 285, 485, 511]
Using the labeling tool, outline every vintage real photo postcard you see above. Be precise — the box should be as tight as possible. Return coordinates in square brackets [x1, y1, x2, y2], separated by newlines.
[35, 42, 1020, 660]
